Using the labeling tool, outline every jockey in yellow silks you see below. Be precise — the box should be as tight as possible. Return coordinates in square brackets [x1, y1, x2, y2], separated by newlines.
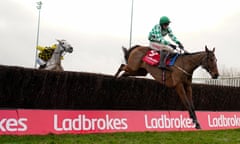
[36, 44, 63, 69]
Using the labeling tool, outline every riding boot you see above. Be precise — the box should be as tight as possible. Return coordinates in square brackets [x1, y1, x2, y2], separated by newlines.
[158, 51, 168, 69]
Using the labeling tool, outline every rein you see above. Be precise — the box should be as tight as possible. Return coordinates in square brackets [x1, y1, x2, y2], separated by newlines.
[173, 51, 209, 77]
[174, 65, 192, 76]
[53, 44, 66, 55]
[173, 51, 192, 77]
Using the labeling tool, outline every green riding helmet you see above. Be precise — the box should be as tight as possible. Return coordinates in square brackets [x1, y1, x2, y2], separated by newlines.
[159, 16, 171, 25]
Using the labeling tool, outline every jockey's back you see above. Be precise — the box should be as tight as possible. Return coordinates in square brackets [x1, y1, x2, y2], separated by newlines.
[37, 45, 56, 61]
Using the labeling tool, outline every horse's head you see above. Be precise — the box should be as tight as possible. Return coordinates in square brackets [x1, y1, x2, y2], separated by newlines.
[56, 39, 73, 53]
[202, 46, 219, 79]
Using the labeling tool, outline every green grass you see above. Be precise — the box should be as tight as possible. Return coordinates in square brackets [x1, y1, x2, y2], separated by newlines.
[0, 129, 240, 144]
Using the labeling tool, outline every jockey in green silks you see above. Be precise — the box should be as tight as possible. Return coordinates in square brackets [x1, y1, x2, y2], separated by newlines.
[148, 16, 184, 69]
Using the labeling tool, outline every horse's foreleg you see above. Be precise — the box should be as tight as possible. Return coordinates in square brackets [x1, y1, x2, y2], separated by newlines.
[185, 85, 201, 129]
[175, 84, 201, 129]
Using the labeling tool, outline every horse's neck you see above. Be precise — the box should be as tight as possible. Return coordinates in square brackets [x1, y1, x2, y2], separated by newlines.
[179, 52, 206, 74]
[48, 45, 62, 65]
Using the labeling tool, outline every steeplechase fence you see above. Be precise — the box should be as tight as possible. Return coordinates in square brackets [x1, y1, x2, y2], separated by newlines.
[0, 65, 240, 135]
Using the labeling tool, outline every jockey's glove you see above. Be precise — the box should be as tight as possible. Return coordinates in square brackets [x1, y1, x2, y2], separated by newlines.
[176, 41, 184, 50]
[169, 44, 177, 49]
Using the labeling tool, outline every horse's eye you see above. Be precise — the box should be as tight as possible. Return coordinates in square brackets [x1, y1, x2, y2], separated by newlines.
[211, 58, 217, 62]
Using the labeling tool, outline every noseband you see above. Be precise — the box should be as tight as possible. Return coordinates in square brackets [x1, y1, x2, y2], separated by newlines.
[174, 51, 216, 77]
[59, 43, 67, 52]
[56, 41, 72, 56]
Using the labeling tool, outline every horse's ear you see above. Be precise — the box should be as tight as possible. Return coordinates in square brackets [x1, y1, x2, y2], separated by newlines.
[212, 47, 215, 53]
[205, 45, 209, 52]
[56, 39, 61, 43]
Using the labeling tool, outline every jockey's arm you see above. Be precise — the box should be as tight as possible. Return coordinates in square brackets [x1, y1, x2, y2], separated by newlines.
[36, 45, 45, 51]
[51, 44, 57, 49]
[167, 28, 180, 44]
[148, 25, 170, 45]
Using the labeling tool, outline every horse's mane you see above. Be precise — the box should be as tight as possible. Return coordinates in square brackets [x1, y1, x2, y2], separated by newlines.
[181, 51, 204, 56]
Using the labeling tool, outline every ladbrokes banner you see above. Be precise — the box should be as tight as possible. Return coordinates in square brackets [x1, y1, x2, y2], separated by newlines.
[0, 110, 240, 135]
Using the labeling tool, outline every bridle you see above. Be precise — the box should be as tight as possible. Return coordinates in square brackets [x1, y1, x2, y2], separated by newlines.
[174, 51, 216, 77]
[174, 65, 192, 76]
[201, 51, 217, 74]
[54, 41, 71, 56]
[58, 42, 67, 53]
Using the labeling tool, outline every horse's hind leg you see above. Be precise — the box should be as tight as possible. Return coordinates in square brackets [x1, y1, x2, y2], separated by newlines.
[123, 68, 148, 77]
[114, 64, 126, 78]
[115, 63, 132, 78]
[115, 64, 148, 78]
[134, 68, 148, 76]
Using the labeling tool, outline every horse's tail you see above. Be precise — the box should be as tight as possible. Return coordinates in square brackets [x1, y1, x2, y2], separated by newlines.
[122, 45, 140, 63]
[122, 46, 128, 63]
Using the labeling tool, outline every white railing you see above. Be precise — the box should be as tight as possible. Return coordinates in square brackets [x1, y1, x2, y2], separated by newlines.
[193, 77, 240, 87]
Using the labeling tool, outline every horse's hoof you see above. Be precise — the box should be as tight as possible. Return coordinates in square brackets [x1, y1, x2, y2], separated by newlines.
[195, 124, 201, 129]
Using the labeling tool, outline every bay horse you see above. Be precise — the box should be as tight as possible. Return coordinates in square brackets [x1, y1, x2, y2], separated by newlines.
[115, 45, 219, 129]
[43, 39, 73, 71]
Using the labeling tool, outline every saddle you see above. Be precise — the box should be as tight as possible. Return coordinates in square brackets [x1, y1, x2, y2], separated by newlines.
[142, 50, 179, 66]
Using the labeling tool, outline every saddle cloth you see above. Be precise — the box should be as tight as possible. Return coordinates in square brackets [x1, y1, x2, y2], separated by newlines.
[142, 50, 179, 66]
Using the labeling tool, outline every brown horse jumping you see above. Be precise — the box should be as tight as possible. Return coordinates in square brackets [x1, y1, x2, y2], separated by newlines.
[115, 45, 219, 129]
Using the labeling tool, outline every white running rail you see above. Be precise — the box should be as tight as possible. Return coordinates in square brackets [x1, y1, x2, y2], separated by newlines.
[193, 77, 240, 87]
